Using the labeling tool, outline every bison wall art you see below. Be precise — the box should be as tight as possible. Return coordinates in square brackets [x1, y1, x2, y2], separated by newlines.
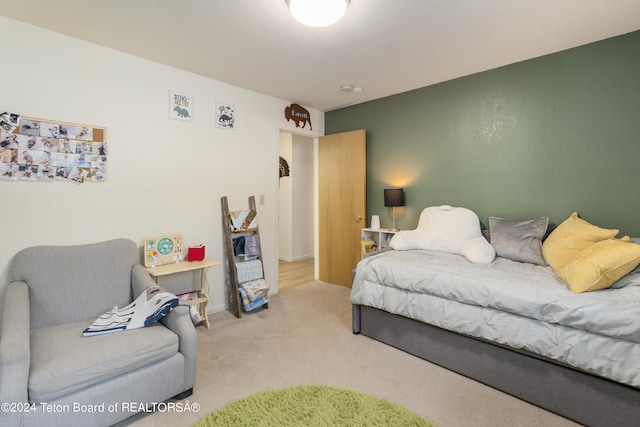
[284, 103, 312, 131]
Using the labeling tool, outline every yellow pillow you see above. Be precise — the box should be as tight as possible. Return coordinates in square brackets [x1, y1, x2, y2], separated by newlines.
[542, 212, 618, 271]
[558, 238, 640, 293]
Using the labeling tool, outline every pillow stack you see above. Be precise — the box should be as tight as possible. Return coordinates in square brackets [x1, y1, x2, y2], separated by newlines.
[542, 212, 640, 293]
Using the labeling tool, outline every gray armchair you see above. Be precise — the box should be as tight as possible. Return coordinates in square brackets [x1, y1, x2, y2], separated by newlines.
[0, 239, 197, 427]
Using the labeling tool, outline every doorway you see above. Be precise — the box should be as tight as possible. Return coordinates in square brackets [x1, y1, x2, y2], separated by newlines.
[278, 131, 315, 291]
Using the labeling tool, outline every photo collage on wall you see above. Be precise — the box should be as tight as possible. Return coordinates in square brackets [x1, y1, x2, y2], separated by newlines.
[0, 112, 107, 183]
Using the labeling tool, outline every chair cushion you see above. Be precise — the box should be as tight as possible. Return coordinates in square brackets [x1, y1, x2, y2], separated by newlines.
[29, 320, 179, 402]
[12, 239, 138, 329]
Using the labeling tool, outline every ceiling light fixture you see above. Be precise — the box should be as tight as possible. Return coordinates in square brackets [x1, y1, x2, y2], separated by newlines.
[287, 0, 350, 28]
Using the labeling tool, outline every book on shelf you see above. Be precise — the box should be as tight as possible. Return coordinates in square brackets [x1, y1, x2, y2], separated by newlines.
[361, 238, 378, 256]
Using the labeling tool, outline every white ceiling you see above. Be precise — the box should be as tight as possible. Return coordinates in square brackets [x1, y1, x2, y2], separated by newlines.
[2, 0, 640, 112]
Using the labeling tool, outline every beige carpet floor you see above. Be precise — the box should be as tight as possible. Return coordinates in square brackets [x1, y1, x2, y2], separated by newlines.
[123, 281, 579, 427]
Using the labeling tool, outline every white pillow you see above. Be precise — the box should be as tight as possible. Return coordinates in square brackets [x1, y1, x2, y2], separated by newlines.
[460, 236, 496, 264]
[390, 205, 494, 264]
[388, 229, 423, 250]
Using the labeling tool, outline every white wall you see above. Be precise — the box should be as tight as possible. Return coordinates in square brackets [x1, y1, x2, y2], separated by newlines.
[278, 133, 293, 260]
[291, 134, 314, 260]
[0, 16, 324, 320]
[278, 133, 314, 262]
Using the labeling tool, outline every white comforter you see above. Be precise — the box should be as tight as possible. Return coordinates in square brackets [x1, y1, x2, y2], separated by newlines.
[351, 249, 640, 388]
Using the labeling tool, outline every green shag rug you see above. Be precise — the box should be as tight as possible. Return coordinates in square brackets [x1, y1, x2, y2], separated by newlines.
[194, 385, 435, 426]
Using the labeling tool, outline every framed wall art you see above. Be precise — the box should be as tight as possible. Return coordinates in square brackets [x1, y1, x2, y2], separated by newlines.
[169, 90, 193, 121]
[216, 102, 235, 129]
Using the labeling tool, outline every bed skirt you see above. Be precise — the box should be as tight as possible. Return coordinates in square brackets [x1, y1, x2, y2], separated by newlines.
[352, 304, 640, 427]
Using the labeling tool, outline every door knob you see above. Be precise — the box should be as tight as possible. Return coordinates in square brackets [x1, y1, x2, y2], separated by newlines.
[354, 215, 365, 223]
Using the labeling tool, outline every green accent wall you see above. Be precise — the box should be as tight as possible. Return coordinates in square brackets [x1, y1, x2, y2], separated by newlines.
[326, 30, 640, 236]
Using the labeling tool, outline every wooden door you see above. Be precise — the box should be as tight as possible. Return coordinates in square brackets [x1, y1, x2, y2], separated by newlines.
[318, 129, 366, 287]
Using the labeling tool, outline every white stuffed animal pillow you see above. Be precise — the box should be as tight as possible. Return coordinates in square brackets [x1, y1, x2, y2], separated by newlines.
[390, 205, 495, 264]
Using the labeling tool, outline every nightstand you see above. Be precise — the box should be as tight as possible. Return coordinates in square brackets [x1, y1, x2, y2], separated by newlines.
[360, 228, 399, 258]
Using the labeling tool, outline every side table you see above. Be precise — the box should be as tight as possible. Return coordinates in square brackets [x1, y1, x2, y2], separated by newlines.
[145, 258, 221, 329]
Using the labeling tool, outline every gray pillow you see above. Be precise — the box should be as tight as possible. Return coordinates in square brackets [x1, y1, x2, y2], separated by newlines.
[489, 216, 549, 265]
[615, 238, 640, 285]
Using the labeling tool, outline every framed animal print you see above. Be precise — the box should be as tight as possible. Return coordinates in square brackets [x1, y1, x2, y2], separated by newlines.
[169, 90, 193, 121]
[216, 102, 235, 130]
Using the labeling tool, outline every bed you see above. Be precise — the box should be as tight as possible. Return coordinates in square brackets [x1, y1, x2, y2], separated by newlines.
[351, 207, 640, 427]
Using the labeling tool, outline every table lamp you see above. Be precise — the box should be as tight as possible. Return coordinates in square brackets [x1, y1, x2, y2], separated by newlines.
[384, 188, 405, 231]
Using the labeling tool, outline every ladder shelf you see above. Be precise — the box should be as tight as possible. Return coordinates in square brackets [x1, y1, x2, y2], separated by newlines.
[221, 195, 270, 318]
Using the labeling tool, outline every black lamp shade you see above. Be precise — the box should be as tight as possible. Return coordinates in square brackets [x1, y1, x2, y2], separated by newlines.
[384, 188, 405, 207]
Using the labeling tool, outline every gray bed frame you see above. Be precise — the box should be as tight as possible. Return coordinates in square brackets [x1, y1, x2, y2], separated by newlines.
[352, 304, 640, 427]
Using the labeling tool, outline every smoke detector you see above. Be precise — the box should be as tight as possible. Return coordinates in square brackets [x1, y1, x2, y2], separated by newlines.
[340, 85, 363, 93]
